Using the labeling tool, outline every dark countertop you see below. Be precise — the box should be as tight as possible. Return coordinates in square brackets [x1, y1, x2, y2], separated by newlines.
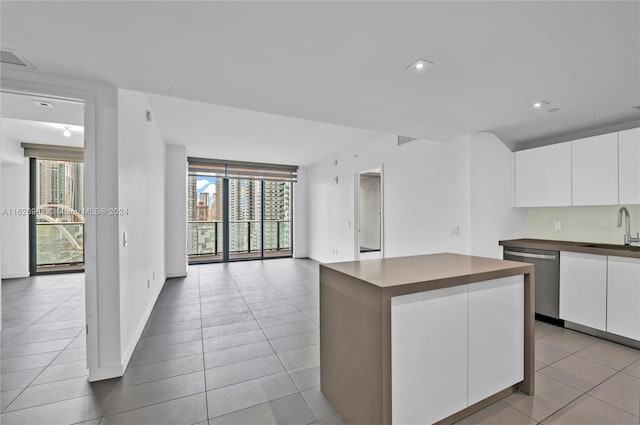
[500, 238, 640, 259]
[321, 253, 532, 289]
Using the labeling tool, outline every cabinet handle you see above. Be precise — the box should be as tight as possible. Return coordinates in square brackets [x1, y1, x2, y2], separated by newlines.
[504, 250, 557, 260]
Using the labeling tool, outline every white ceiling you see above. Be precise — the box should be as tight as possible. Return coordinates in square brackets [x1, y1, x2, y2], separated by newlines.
[1, 92, 84, 127]
[0, 92, 84, 148]
[0, 118, 84, 148]
[146, 93, 380, 166]
[2, 1, 639, 151]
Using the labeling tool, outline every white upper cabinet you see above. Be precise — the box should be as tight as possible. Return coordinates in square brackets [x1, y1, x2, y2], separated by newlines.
[572, 132, 619, 206]
[619, 127, 640, 205]
[514, 143, 572, 207]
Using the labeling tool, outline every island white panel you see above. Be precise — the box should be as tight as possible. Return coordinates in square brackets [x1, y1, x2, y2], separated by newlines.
[468, 275, 524, 405]
[391, 285, 468, 425]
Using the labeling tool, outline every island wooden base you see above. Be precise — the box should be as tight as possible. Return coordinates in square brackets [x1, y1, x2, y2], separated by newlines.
[320, 254, 534, 425]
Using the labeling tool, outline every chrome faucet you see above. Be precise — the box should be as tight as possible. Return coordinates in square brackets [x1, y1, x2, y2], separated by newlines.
[617, 207, 640, 246]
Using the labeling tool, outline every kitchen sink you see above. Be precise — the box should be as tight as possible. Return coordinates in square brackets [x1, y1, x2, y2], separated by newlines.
[580, 243, 640, 252]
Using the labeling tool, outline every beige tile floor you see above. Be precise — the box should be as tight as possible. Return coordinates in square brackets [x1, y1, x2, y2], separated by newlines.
[2, 260, 640, 424]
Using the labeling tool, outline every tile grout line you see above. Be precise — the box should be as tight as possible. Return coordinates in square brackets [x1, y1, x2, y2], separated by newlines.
[196, 265, 212, 423]
[2, 318, 86, 413]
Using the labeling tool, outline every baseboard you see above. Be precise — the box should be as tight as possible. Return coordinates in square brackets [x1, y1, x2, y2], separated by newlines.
[87, 363, 124, 382]
[1, 272, 30, 279]
[166, 271, 187, 278]
[120, 276, 167, 373]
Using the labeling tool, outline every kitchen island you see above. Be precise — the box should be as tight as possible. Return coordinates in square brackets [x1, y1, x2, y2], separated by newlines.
[320, 253, 534, 425]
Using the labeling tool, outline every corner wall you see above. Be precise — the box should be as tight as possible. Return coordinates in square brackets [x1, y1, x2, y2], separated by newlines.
[469, 133, 525, 258]
[117, 89, 167, 366]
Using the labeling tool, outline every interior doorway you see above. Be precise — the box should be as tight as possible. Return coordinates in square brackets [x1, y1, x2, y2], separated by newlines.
[355, 166, 384, 260]
[1, 87, 91, 373]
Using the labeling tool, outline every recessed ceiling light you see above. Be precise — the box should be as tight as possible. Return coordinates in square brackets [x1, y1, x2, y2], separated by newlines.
[547, 108, 560, 113]
[406, 58, 434, 72]
[63, 127, 71, 138]
[32, 100, 55, 108]
[532, 101, 550, 109]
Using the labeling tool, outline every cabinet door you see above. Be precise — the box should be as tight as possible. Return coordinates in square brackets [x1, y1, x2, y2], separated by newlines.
[560, 252, 607, 330]
[572, 133, 619, 206]
[607, 256, 640, 341]
[619, 128, 640, 205]
[391, 285, 468, 425]
[514, 143, 572, 207]
[468, 275, 524, 405]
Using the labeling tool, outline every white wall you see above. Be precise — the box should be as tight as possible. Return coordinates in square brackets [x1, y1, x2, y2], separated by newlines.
[0, 160, 29, 278]
[307, 134, 471, 263]
[306, 132, 523, 263]
[469, 133, 525, 258]
[117, 89, 167, 366]
[165, 144, 187, 277]
[1, 135, 25, 164]
[293, 167, 309, 258]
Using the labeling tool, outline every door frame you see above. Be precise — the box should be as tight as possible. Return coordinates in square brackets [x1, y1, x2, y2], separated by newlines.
[0, 80, 99, 379]
[354, 164, 384, 260]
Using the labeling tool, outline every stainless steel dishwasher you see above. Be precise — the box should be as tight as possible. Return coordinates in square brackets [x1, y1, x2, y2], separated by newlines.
[504, 247, 560, 320]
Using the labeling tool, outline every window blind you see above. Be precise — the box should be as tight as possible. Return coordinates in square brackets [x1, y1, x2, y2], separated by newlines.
[22, 143, 84, 162]
[188, 158, 298, 182]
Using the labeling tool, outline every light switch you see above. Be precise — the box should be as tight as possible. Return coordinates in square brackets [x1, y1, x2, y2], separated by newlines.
[553, 220, 562, 231]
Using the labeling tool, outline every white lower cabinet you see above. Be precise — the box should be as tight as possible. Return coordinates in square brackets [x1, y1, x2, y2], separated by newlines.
[607, 256, 640, 340]
[560, 252, 607, 331]
[391, 276, 524, 424]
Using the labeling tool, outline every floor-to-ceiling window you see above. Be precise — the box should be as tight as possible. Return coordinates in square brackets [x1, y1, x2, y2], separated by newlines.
[31, 157, 84, 273]
[187, 159, 296, 263]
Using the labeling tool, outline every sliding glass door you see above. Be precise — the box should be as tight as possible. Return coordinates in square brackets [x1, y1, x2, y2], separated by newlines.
[228, 178, 262, 260]
[187, 160, 296, 263]
[263, 181, 292, 258]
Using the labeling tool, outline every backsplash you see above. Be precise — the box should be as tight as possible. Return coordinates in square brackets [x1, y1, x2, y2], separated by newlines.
[524, 205, 640, 244]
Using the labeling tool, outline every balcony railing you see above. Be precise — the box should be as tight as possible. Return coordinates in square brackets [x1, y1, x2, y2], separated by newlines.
[36, 222, 84, 266]
[188, 220, 292, 258]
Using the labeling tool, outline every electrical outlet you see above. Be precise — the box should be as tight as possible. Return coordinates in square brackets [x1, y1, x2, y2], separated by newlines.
[554, 220, 562, 231]
[451, 226, 460, 236]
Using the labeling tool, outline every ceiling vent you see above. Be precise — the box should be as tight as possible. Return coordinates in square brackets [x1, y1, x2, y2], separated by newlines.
[1, 48, 35, 69]
[398, 135, 417, 146]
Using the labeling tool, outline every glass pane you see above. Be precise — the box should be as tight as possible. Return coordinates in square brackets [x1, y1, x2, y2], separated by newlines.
[35, 160, 84, 269]
[229, 178, 262, 260]
[263, 181, 292, 257]
[188, 174, 224, 262]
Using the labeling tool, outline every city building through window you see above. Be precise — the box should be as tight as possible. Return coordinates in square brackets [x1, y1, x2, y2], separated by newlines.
[187, 159, 296, 263]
